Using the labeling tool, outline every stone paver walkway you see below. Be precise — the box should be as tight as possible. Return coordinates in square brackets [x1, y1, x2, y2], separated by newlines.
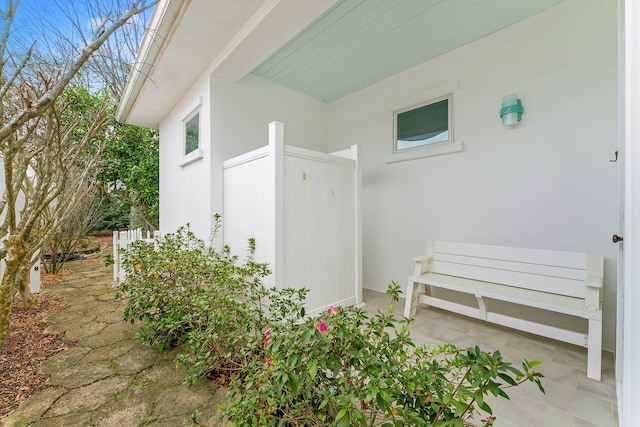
[2, 255, 227, 427]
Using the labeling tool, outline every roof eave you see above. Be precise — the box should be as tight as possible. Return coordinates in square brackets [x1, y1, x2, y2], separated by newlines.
[116, 0, 187, 128]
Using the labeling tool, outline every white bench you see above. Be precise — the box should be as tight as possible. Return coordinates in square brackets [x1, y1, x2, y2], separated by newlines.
[404, 241, 604, 381]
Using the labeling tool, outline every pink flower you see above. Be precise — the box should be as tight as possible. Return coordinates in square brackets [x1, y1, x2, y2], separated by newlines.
[263, 326, 272, 347]
[316, 320, 328, 332]
[486, 415, 495, 425]
[262, 355, 273, 368]
[327, 306, 339, 317]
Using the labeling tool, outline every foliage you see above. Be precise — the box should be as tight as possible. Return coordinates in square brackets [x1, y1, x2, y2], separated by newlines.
[91, 193, 131, 231]
[99, 123, 159, 230]
[40, 86, 111, 274]
[119, 221, 545, 426]
[0, 0, 153, 351]
[222, 283, 544, 426]
[117, 217, 270, 360]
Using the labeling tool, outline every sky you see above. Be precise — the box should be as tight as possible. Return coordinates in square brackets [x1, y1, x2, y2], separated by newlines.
[5, 0, 151, 57]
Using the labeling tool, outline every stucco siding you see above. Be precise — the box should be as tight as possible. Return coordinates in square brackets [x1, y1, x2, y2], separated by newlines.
[326, 0, 618, 350]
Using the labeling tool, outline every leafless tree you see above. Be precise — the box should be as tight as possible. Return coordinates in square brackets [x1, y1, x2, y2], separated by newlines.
[0, 0, 155, 350]
[42, 186, 103, 275]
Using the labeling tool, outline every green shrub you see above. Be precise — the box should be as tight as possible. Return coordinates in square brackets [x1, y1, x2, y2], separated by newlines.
[117, 219, 270, 357]
[118, 220, 544, 426]
[222, 282, 544, 426]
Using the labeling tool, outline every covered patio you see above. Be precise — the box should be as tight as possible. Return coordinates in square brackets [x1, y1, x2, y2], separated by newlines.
[116, 0, 639, 423]
[364, 290, 617, 426]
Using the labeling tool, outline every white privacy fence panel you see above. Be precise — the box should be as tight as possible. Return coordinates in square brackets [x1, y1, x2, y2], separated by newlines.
[223, 121, 361, 317]
[113, 229, 161, 282]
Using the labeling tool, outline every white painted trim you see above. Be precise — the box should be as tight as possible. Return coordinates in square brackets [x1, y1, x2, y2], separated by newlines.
[117, 0, 189, 124]
[616, 0, 627, 413]
[386, 140, 463, 163]
[179, 148, 204, 167]
[386, 81, 462, 163]
[222, 146, 270, 169]
[285, 145, 356, 167]
[622, 0, 640, 423]
[269, 122, 285, 288]
[180, 98, 203, 164]
[181, 96, 203, 121]
[352, 144, 363, 307]
[393, 93, 453, 152]
[209, 0, 340, 82]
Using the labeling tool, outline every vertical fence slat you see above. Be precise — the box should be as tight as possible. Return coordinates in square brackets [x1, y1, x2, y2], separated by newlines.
[113, 231, 119, 282]
[113, 229, 161, 282]
[118, 231, 128, 282]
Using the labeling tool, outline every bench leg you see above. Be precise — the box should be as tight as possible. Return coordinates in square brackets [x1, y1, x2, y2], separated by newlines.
[475, 295, 488, 320]
[404, 281, 424, 318]
[587, 318, 602, 381]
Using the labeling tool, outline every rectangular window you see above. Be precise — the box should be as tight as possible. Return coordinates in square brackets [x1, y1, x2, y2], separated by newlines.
[395, 95, 450, 152]
[184, 112, 200, 155]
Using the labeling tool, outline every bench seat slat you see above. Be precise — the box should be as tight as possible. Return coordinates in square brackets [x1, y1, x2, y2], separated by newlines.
[413, 272, 601, 320]
[431, 261, 587, 299]
[435, 241, 589, 269]
[433, 253, 587, 281]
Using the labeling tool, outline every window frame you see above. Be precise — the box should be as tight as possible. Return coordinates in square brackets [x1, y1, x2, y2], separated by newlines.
[386, 83, 462, 164]
[179, 104, 203, 167]
[393, 93, 452, 153]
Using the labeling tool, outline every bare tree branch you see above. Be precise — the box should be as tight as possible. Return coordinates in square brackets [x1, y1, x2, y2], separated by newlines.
[0, 0, 157, 350]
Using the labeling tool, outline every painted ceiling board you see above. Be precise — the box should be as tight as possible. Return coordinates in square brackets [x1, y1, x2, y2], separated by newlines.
[252, 0, 566, 102]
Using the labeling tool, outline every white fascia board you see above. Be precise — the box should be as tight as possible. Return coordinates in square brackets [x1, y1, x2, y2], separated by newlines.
[116, 0, 188, 126]
[209, 0, 339, 82]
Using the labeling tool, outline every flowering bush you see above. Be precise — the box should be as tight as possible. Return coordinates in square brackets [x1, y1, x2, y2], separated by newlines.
[223, 282, 545, 426]
[118, 220, 544, 425]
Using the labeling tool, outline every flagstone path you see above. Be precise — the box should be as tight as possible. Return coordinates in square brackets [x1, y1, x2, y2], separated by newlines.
[2, 256, 227, 427]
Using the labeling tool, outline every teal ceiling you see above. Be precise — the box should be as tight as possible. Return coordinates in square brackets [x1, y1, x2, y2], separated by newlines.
[252, 0, 565, 102]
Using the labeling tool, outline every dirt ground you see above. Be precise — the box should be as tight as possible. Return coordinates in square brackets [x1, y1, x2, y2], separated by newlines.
[0, 232, 114, 418]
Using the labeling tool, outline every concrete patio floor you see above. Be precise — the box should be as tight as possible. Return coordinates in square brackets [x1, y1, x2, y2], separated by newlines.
[363, 290, 618, 427]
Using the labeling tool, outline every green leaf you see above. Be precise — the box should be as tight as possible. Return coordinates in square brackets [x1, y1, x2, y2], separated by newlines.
[498, 372, 518, 386]
[287, 372, 299, 394]
[407, 416, 428, 426]
[525, 359, 542, 369]
[309, 361, 318, 379]
[287, 353, 298, 368]
[335, 408, 348, 421]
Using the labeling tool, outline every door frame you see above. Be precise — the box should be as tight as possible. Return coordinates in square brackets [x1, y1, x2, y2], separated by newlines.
[619, 1, 640, 425]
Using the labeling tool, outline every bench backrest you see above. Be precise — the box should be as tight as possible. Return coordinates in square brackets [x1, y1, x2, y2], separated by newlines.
[429, 241, 603, 299]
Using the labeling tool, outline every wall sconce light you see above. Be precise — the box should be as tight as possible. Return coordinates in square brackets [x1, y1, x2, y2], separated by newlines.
[500, 94, 524, 126]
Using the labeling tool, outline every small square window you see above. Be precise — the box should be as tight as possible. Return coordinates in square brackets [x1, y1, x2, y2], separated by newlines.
[184, 112, 199, 155]
[395, 95, 451, 152]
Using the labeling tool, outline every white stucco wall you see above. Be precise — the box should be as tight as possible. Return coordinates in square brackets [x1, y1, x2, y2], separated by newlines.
[208, 74, 328, 226]
[326, 0, 618, 351]
[159, 72, 327, 242]
[158, 75, 213, 240]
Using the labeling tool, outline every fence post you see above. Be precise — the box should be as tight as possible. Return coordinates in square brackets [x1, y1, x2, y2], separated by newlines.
[113, 230, 119, 282]
[118, 230, 128, 282]
[29, 255, 41, 294]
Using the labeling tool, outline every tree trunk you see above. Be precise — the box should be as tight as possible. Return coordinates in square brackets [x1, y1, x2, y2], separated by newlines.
[0, 239, 33, 350]
[0, 275, 14, 351]
[19, 271, 36, 307]
[0, 261, 28, 350]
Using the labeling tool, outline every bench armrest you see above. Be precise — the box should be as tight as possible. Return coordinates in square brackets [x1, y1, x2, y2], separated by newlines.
[585, 275, 603, 288]
[413, 255, 432, 276]
[585, 275, 603, 310]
